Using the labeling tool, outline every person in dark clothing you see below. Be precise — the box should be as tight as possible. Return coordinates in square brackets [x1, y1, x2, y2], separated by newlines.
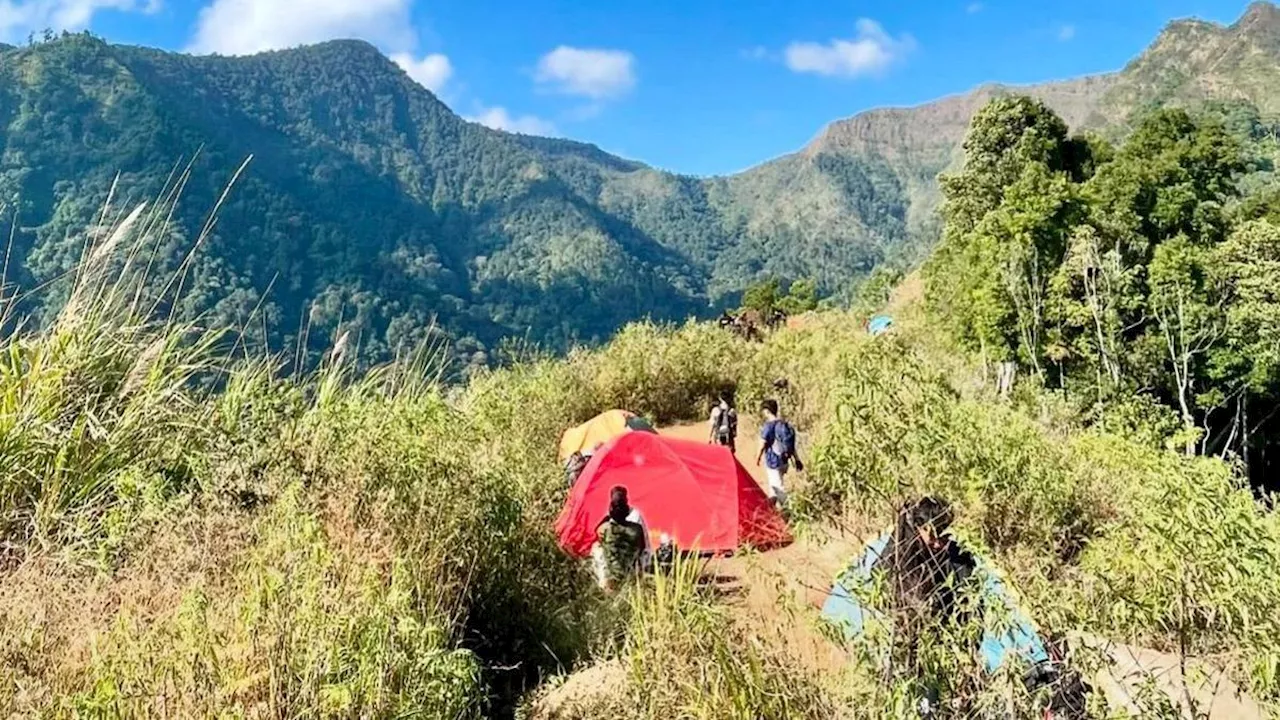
[873, 497, 981, 715]
[709, 389, 739, 453]
[878, 497, 977, 624]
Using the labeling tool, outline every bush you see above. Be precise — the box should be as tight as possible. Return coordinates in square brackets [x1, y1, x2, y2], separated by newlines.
[803, 329, 1280, 706]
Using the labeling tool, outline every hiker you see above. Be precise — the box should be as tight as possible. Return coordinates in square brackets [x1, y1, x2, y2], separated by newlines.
[564, 450, 590, 488]
[708, 389, 738, 453]
[756, 399, 802, 507]
[590, 486, 650, 592]
[768, 308, 787, 329]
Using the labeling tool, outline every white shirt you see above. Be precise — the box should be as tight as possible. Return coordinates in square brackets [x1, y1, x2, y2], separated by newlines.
[628, 508, 651, 551]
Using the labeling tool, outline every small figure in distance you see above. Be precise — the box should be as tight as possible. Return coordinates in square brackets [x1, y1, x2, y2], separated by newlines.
[756, 399, 803, 508]
[590, 486, 650, 593]
[708, 388, 739, 454]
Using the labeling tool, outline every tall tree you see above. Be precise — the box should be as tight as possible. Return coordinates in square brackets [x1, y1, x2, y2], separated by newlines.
[926, 96, 1091, 377]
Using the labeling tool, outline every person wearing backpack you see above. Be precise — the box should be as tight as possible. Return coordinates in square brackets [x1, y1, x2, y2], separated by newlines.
[590, 486, 650, 592]
[756, 399, 803, 507]
[708, 389, 739, 453]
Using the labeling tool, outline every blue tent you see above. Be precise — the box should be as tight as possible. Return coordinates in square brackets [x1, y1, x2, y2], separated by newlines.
[821, 531, 1050, 674]
[868, 315, 894, 336]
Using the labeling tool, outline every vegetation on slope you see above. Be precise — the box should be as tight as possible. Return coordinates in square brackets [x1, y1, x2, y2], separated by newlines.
[2, 208, 1277, 716]
[925, 94, 1280, 487]
[0, 31, 906, 370]
[9, 3, 1280, 371]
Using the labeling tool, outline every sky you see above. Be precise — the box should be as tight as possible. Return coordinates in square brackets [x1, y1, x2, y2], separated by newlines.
[0, 0, 1262, 176]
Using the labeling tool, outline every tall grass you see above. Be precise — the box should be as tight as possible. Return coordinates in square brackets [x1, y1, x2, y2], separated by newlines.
[0, 185, 228, 557]
[3, 176, 1280, 717]
[522, 555, 840, 720]
[803, 324, 1280, 708]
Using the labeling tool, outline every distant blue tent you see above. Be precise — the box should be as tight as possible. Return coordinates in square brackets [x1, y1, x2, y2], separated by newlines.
[821, 531, 1050, 674]
[868, 315, 894, 336]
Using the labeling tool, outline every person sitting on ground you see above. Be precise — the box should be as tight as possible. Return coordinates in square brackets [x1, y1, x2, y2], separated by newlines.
[591, 486, 649, 592]
[876, 496, 978, 625]
[874, 496, 982, 713]
[708, 389, 739, 453]
[756, 399, 802, 507]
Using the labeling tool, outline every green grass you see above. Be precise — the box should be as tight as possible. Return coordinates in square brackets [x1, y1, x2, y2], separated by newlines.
[2, 192, 1280, 718]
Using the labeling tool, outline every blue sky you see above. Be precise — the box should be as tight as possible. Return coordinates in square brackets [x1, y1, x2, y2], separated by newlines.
[0, 0, 1261, 175]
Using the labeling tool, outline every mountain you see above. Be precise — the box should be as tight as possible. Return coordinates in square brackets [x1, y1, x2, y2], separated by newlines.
[776, 2, 1280, 266]
[0, 33, 910, 364]
[3, 4, 1280, 365]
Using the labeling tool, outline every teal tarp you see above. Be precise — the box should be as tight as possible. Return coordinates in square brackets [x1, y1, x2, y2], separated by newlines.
[820, 531, 1050, 674]
[868, 316, 894, 336]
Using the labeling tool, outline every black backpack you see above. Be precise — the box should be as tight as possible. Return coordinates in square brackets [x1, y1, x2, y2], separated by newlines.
[715, 404, 737, 440]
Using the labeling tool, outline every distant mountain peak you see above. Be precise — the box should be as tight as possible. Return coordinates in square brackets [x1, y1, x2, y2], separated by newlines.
[1238, 1, 1280, 27]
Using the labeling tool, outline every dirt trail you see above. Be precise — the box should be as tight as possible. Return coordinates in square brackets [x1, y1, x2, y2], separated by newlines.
[657, 421, 863, 674]
[653, 421, 1266, 719]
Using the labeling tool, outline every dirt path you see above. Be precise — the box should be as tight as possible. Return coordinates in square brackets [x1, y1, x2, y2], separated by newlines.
[657, 422, 862, 674]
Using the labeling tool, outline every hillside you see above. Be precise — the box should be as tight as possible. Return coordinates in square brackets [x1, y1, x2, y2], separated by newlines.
[6, 26, 1280, 716]
[751, 1, 1280, 271]
[5, 4, 1280, 365]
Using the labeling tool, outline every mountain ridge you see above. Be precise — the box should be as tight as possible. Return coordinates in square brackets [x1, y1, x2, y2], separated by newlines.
[2, 4, 1280, 365]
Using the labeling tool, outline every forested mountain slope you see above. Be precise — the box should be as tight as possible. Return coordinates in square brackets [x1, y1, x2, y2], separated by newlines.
[4, 3, 1280, 364]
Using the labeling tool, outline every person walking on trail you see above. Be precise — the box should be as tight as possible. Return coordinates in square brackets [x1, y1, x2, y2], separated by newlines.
[756, 399, 802, 507]
[591, 486, 650, 592]
[708, 389, 739, 453]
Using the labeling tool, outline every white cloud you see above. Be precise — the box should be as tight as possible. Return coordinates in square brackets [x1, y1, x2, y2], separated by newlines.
[966, 2, 984, 13]
[741, 45, 769, 60]
[187, 0, 414, 55]
[1058, 24, 1076, 41]
[468, 106, 557, 136]
[392, 52, 452, 93]
[535, 46, 636, 99]
[784, 18, 915, 79]
[0, 0, 155, 41]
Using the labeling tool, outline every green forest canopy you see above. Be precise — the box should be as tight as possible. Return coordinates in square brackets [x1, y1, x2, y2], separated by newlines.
[925, 94, 1280, 484]
[0, 32, 908, 372]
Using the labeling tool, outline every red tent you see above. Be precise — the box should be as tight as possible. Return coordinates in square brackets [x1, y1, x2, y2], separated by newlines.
[554, 431, 791, 556]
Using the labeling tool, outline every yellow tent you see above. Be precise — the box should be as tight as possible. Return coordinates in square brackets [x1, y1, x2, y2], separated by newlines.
[558, 409, 655, 461]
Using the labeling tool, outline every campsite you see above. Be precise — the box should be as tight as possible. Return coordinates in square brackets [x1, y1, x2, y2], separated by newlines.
[8, 5, 1280, 717]
[543, 403, 1269, 719]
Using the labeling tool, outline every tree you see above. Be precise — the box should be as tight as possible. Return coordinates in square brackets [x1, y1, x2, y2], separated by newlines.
[926, 96, 1091, 377]
[741, 277, 781, 315]
[1210, 220, 1280, 462]
[776, 278, 818, 315]
[1144, 236, 1228, 454]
